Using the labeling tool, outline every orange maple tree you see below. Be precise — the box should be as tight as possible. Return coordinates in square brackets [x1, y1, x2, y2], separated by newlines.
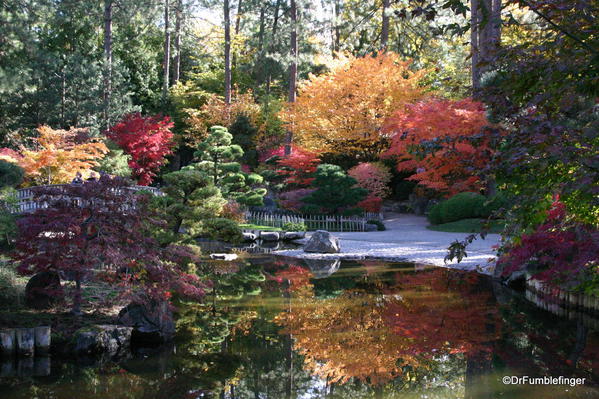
[1, 126, 108, 186]
[280, 52, 427, 158]
[382, 98, 492, 196]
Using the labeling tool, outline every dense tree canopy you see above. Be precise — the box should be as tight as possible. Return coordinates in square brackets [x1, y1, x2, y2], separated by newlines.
[281, 52, 427, 159]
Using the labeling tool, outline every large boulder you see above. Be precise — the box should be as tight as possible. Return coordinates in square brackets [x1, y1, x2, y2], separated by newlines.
[73, 325, 132, 356]
[242, 232, 257, 242]
[118, 301, 175, 345]
[303, 230, 341, 253]
[25, 271, 62, 309]
[303, 258, 341, 278]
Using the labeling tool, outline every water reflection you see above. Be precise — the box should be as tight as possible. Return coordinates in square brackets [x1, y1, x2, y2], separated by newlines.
[1, 256, 599, 398]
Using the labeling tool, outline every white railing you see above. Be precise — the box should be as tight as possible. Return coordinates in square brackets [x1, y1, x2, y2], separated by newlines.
[245, 211, 383, 232]
[11, 184, 163, 214]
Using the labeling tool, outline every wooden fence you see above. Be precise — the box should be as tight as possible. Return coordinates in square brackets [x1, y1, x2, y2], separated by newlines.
[245, 211, 383, 232]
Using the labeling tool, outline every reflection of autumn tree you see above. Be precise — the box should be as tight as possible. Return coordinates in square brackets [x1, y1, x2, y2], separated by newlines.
[384, 269, 501, 357]
[275, 267, 501, 386]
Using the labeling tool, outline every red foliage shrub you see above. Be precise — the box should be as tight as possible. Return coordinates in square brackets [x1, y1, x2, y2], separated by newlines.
[497, 199, 599, 288]
[382, 98, 492, 196]
[276, 146, 320, 187]
[107, 113, 175, 185]
[356, 194, 383, 213]
[348, 162, 392, 198]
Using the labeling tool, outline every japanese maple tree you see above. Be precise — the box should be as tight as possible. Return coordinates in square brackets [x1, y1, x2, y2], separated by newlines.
[383, 98, 492, 196]
[276, 146, 320, 187]
[1, 126, 108, 186]
[107, 113, 175, 185]
[348, 162, 392, 212]
[13, 175, 206, 314]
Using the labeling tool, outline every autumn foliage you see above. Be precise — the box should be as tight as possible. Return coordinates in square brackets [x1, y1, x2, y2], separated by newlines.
[275, 266, 500, 385]
[13, 175, 206, 313]
[281, 52, 427, 157]
[183, 91, 262, 146]
[1, 126, 108, 186]
[497, 199, 599, 288]
[107, 113, 175, 185]
[348, 162, 391, 212]
[276, 146, 320, 187]
[383, 98, 491, 195]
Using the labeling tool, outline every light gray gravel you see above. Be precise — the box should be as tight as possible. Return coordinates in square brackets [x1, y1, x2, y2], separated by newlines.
[274, 213, 500, 275]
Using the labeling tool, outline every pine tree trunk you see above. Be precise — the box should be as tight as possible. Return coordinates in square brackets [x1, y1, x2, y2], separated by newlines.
[266, 0, 281, 97]
[224, 0, 232, 105]
[471, 0, 481, 90]
[173, 0, 182, 83]
[333, 0, 341, 53]
[232, 0, 243, 79]
[381, 0, 390, 50]
[163, 0, 171, 99]
[103, 0, 113, 129]
[285, 0, 298, 156]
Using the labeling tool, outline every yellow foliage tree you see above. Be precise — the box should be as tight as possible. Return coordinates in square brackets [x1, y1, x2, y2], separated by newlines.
[280, 52, 428, 158]
[17, 126, 108, 185]
[183, 91, 262, 146]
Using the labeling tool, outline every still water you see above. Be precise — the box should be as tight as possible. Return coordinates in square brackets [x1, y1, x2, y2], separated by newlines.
[1, 256, 599, 398]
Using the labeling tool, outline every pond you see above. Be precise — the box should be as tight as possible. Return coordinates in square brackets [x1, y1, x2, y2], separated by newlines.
[1, 255, 599, 398]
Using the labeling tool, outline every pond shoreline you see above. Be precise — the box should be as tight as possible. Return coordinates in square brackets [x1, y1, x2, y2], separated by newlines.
[273, 213, 501, 275]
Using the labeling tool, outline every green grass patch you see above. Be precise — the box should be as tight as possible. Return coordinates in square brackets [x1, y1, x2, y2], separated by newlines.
[239, 224, 282, 232]
[427, 218, 506, 234]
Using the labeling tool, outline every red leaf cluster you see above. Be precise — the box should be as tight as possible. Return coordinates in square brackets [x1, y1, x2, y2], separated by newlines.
[383, 98, 491, 196]
[107, 113, 175, 185]
[276, 146, 320, 187]
[498, 199, 599, 287]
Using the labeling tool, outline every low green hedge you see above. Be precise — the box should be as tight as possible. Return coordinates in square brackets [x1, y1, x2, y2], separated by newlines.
[428, 192, 509, 225]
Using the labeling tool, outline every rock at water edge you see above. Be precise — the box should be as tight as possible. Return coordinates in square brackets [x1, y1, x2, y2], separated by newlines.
[303, 230, 341, 254]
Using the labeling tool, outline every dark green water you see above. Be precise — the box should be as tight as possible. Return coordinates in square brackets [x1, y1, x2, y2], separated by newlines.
[1, 255, 598, 398]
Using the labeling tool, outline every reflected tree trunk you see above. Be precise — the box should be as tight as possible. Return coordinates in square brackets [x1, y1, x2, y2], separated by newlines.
[568, 318, 588, 366]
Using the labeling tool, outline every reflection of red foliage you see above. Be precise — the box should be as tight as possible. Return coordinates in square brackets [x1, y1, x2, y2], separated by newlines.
[273, 265, 313, 291]
[384, 269, 500, 356]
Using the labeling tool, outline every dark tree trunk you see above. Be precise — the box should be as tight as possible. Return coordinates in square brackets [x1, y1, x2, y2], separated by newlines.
[381, 0, 390, 50]
[173, 0, 182, 83]
[224, 0, 232, 105]
[266, 0, 281, 97]
[285, 0, 298, 156]
[103, 0, 113, 128]
[232, 0, 243, 78]
[333, 0, 341, 53]
[163, 0, 171, 99]
[471, 0, 501, 91]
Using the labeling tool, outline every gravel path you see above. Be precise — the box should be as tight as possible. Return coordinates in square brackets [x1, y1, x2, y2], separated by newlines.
[274, 213, 500, 275]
